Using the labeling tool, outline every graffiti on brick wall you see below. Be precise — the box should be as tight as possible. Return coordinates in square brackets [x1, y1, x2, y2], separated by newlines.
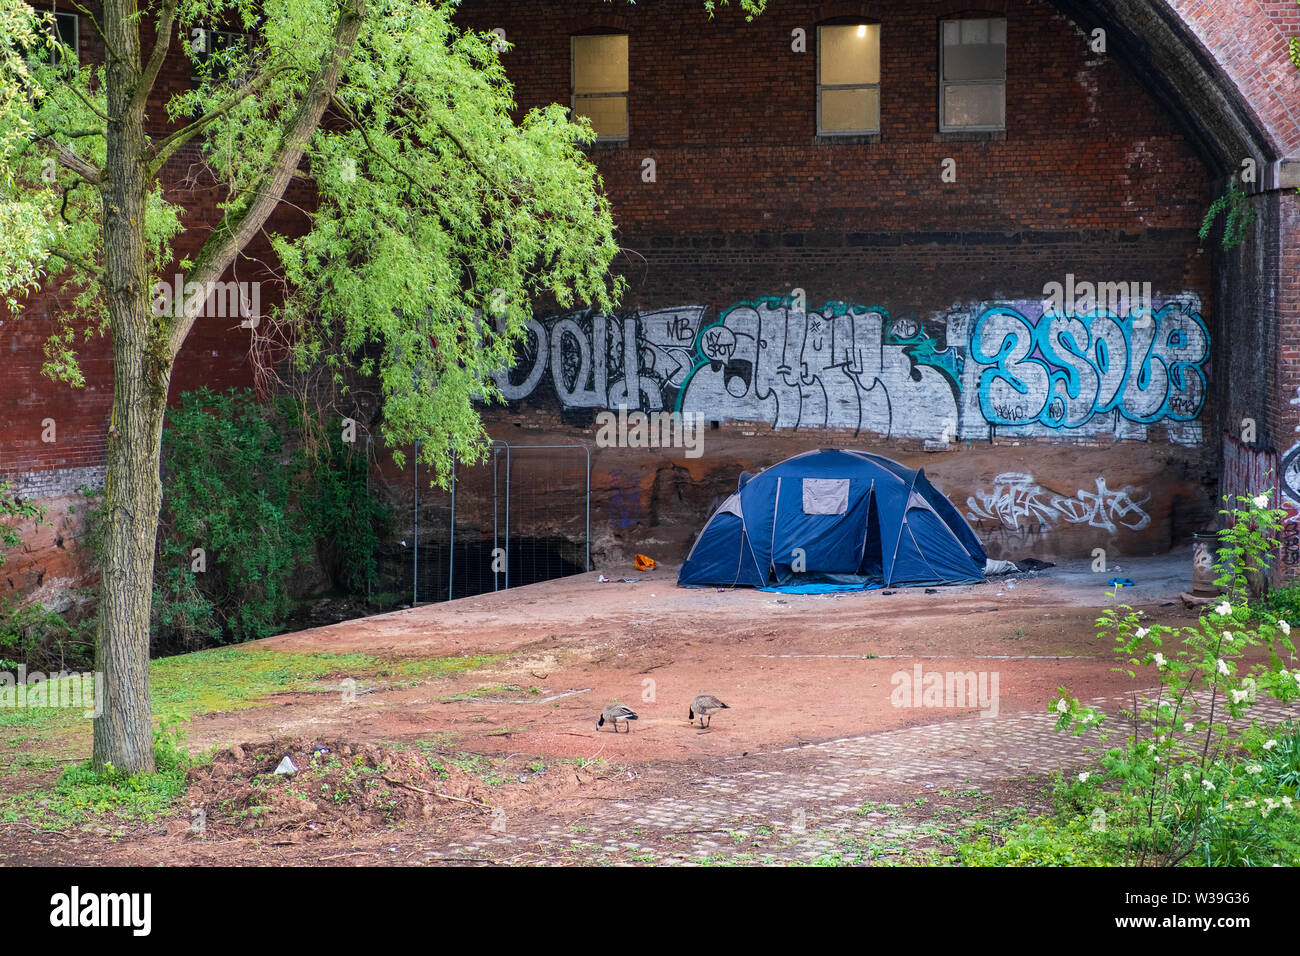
[1276, 387, 1300, 567]
[971, 303, 1208, 429]
[493, 307, 705, 411]
[1222, 433, 1278, 508]
[678, 300, 961, 437]
[493, 294, 1208, 443]
[965, 472, 1151, 536]
[1220, 424, 1300, 572]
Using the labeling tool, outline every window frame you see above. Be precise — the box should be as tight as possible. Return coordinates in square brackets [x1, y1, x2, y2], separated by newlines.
[50, 10, 78, 67]
[938, 17, 1007, 133]
[816, 22, 881, 137]
[570, 32, 629, 144]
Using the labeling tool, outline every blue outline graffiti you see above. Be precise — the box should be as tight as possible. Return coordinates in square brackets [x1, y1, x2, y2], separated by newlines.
[970, 303, 1208, 429]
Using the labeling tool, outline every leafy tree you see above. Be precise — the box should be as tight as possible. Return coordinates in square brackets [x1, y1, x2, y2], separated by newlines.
[1, 0, 764, 773]
[0, 0, 636, 773]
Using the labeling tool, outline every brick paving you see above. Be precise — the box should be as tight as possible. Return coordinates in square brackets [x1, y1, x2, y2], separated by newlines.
[430, 691, 1300, 866]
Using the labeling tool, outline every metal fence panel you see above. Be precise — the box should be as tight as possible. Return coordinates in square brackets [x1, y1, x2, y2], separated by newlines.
[412, 441, 590, 604]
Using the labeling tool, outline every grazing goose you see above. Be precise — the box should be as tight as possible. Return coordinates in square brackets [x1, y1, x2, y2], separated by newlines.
[597, 704, 638, 733]
[689, 695, 729, 728]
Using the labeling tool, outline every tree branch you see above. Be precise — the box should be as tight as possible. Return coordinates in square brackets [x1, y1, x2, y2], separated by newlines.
[65, 0, 130, 70]
[64, 79, 111, 124]
[38, 137, 102, 184]
[130, 0, 178, 116]
[147, 64, 288, 174]
[49, 246, 102, 279]
[167, 0, 369, 358]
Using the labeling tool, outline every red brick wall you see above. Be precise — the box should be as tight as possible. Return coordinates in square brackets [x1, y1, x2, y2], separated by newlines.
[460, 0, 1209, 239]
[2, 0, 1290, 589]
[0, 7, 307, 481]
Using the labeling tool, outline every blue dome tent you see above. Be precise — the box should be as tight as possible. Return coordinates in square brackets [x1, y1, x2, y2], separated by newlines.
[678, 450, 987, 589]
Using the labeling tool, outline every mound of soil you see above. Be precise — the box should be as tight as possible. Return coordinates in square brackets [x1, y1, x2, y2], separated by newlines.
[183, 738, 493, 838]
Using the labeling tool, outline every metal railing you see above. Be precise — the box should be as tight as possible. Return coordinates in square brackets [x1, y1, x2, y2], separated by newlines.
[412, 441, 590, 604]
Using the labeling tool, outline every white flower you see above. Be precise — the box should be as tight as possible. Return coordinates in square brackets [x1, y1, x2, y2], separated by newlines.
[1223, 631, 1234, 643]
[1056, 698, 1069, 713]
[1135, 627, 1149, 639]
[1231, 689, 1250, 704]
[1264, 739, 1278, 751]
[1078, 772, 1089, 783]
[1218, 659, 1230, 676]
[1184, 722, 1195, 733]
[1284, 796, 1293, 807]
[1246, 764, 1263, 774]
[1294, 672, 1300, 688]
[1253, 494, 1270, 509]
[1281, 621, 1292, 636]
[1215, 601, 1232, 616]
[1152, 652, 1167, 669]
[1203, 780, 1216, 791]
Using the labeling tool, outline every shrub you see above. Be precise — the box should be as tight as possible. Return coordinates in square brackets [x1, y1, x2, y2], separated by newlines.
[153, 388, 312, 651]
[968, 493, 1300, 866]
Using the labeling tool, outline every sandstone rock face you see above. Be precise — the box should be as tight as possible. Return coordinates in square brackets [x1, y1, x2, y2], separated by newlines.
[0, 493, 98, 612]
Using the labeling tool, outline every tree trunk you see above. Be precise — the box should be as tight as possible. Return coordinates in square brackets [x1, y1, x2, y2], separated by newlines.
[92, 332, 170, 774]
[92, 0, 169, 774]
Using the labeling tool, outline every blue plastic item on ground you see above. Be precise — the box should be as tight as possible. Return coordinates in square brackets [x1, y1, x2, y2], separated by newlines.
[757, 582, 884, 595]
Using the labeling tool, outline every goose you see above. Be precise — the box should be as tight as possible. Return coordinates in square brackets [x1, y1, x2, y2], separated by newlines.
[689, 695, 729, 728]
[597, 704, 638, 733]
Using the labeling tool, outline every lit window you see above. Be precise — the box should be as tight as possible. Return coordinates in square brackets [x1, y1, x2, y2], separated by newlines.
[940, 19, 1006, 131]
[817, 23, 880, 135]
[572, 34, 628, 142]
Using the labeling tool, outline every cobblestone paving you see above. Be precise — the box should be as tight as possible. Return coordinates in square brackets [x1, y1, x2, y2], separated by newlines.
[431, 691, 1300, 866]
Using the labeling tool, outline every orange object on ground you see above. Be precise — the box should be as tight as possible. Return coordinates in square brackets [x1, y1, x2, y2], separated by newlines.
[634, 553, 656, 572]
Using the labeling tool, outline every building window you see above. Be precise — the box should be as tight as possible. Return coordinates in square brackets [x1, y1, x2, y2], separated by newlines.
[189, 27, 247, 85]
[571, 34, 628, 142]
[817, 23, 880, 135]
[940, 18, 1006, 131]
[49, 11, 78, 66]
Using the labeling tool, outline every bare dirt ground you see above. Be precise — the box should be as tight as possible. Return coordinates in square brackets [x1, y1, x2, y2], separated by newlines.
[4, 551, 1256, 866]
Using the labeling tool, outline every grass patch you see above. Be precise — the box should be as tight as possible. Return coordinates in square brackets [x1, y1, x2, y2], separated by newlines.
[152, 648, 502, 719]
[439, 682, 538, 703]
[0, 726, 196, 832]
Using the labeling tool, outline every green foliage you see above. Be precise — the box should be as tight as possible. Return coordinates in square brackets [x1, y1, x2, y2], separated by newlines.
[0, 598, 93, 672]
[1199, 180, 1257, 252]
[299, 417, 389, 595]
[155, 388, 311, 650]
[1004, 495, 1300, 866]
[1292, 2, 1300, 73]
[1256, 585, 1300, 629]
[0, 721, 194, 830]
[0, 479, 43, 566]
